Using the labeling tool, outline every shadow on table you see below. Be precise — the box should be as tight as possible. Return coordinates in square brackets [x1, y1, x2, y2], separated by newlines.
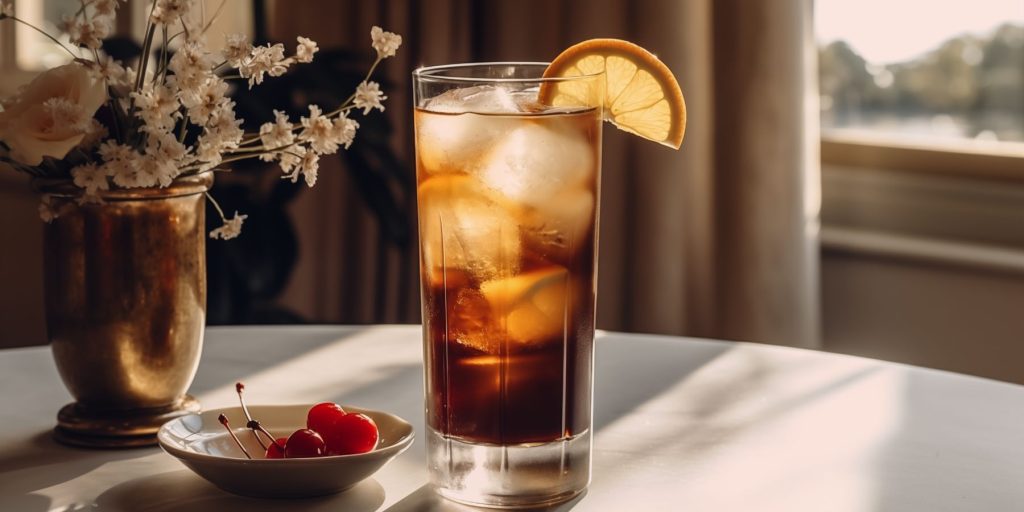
[593, 334, 732, 431]
[91, 469, 385, 512]
[0, 431, 154, 512]
[383, 484, 587, 511]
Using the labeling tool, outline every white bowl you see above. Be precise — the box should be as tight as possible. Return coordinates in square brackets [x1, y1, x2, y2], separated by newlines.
[158, 404, 414, 498]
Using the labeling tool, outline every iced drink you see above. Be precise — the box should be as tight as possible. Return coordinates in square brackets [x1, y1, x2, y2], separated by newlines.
[414, 64, 602, 507]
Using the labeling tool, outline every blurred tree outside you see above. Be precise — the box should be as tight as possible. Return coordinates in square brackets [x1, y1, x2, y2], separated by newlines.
[819, 23, 1023, 142]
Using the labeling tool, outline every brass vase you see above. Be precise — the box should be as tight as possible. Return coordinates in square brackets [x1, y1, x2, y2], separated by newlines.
[37, 173, 212, 448]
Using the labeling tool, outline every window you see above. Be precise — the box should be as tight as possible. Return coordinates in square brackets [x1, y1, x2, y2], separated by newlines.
[817, 0, 1023, 146]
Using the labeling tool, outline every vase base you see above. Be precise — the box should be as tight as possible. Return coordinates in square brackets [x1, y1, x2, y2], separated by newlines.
[53, 395, 201, 449]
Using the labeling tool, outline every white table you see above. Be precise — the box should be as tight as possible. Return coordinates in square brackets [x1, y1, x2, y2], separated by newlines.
[0, 325, 1022, 511]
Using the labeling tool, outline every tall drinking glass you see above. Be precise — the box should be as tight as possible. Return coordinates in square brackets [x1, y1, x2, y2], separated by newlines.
[413, 63, 604, 508]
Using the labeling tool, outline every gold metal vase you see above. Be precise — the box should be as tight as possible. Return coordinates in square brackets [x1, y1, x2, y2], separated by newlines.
[37, 173, 212, 448]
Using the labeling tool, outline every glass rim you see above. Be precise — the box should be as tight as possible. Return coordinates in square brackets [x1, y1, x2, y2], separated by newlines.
[412, 62, 604, 83]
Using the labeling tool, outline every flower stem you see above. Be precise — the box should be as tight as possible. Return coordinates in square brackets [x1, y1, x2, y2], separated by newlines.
[6, 17, 78, 59]
[204, 191, 227, 220]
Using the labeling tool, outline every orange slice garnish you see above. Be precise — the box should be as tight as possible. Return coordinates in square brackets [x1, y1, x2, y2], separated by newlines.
[539, 39, 686, 149]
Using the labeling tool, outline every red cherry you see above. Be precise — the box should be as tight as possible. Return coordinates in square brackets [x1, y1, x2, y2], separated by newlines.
[265, 437, 288, 459]
[284, 429, 325, 458]
[307, 402, 347, 435]
[322, 413, 379, 455]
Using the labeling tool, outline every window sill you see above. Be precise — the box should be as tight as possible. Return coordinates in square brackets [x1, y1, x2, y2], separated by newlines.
[821, 132, 1024, 184]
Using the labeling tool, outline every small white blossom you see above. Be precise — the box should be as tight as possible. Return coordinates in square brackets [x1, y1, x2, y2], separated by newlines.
[205, 101, 244, 149]
[66, 16, 111, 49]
[41, 97, 91, 133]
[194, 135, 223, 170]
[93, 0, 120, 16]
[151, 0, 193, 25]
[277, 144, 305, 175]
[223, 34, 252, 67]
[238, 43, 289, 89]
[298, 105, 339, 154]
[370, 26, 402, 59]
[295, 36, 318, 64]
[133, 154, 179, 188]
[146, 130, 189, 166]
[1, 2, 15, 19]
[168, 40, 215, 91]
[132, 83, 180, 132]
[258, 110, 295, 161]
[91, 53, 126, 83]
[297, 149, 320, 187]
[353, 81, 386, 115]
[98, 140, 134, 163]
[71, 163, 110, 197]
[179, 76, 228, 125]
[332, 115, 359, 150]
[209, 211, 247, 240]
[38, 195, 59, 222]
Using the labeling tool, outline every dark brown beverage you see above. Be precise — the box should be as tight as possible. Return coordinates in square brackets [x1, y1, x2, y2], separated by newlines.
[416, 101, 601, 445]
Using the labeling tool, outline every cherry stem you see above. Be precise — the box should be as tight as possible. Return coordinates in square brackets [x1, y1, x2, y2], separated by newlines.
[235, 381, 284, 451]
[218, 414, 252, 460]
[247, 419, 285, 451]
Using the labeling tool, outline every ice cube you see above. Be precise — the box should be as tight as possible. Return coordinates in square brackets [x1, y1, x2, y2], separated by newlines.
[418, 174, 521, 284]
[448, 287, 501, 353]
[425, 85, 521, 114]
[520, 186, 595, 261]
[477, 121, 594, 206]
[480, 266, 570, 345]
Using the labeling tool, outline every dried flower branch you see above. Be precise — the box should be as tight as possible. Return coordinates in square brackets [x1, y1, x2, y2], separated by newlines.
[0, 0, 402, 240]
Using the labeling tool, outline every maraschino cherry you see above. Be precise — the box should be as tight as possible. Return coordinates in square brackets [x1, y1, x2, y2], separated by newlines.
[322, 412, 379, 455]
[284, 429, 326, 458]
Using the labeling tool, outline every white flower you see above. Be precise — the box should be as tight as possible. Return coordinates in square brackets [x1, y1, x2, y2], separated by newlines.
[353, 81, 386, 115]
[42, 97, 90, 132]
[38, 195, 59, 222]
[280, 143, 319, 185]
[91, 53, 126, 83]
[168, 40, 215, 91]
[223, 34, 252, 67]
[98, 140, 134, 163]
[332, 115, 358, 150]
[133, 154, 179, 188]
[295, 36, 318, 64]
[93, 0, 120, 16]
[179, 76, 228, 125]
[1, 2, 14, 19]
[278, 143, 305, 175]
[297, 149, 320, 187]
[298, 105, 338, 154]
[194, 135, 223, 170]
[131, 83, 180, 132]
[0, 63, 106, 165]
[146, 130, 189, 166]
[370, 26, 402, 59]
[259, 110, 295, 161]
[67, 16, 111, 49]
[238, 43, 289, 89]
[151, 0, 193, 25]
[209, 211, 247, 240]
[71, 162, 110, 196]
[205, 101, 244, 149]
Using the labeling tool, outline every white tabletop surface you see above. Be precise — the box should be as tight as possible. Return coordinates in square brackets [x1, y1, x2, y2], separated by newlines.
[0, 325, 1022, 511]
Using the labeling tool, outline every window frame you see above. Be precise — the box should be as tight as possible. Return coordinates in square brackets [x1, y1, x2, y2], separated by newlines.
[822, 133, 1024, 184]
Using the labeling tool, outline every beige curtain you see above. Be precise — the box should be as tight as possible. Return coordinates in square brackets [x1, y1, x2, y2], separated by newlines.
[269, 0, 820, 347]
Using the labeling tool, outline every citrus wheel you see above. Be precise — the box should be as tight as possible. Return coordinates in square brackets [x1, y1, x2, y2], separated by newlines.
[539, 39, 686, 149]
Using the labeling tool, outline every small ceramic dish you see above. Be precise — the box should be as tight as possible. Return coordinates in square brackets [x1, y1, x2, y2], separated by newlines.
[158, 404, 414, 498]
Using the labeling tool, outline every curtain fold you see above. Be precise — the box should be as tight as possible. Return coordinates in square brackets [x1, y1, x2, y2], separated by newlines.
[269, 0, 820, 347]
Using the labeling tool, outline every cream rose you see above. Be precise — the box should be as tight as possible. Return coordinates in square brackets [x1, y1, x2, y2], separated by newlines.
[0, 63, 106, 166]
